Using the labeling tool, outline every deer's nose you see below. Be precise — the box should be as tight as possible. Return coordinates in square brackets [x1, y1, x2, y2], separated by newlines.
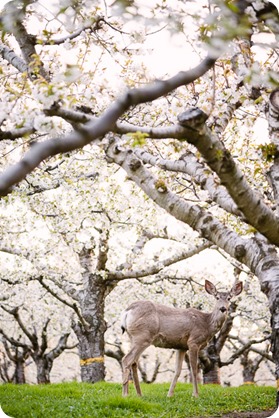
[220, 307, 227, 313]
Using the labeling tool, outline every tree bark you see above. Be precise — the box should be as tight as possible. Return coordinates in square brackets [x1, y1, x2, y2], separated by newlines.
[240, 350, 263, 384]
[33, 356, 51, 384]
[265, 88, 279, 406]
[73, 321, 106, 383]
[270, 293, 279, 405]
[72, 238, 108, 383]
[13, 359, 26, 384]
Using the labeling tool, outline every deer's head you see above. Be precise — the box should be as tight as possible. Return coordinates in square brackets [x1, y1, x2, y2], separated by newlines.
[205, 279, 243, 315]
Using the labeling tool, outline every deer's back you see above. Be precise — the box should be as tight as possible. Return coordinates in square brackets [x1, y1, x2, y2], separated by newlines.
[123, 300, 212, 349]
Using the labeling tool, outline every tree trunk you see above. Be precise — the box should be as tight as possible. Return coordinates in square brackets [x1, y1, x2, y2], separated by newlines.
[73, 269, 108, 383]
[34, 357, 51, 384]
[73, 321, 106, 383]
[73, 238, 110, 383]
[241, 360, 256, 384]
[266, 88, 279, 407]
[203, 366, 221, 385]
[200, 339, 221, 385]
[270, 292, 279, 406]
[13, 360, 26, 384]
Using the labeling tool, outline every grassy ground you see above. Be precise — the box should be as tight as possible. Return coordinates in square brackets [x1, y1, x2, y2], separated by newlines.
[0, 381, 276, 418]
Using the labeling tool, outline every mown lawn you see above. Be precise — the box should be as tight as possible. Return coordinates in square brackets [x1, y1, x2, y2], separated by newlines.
[0, 381, 277, 418]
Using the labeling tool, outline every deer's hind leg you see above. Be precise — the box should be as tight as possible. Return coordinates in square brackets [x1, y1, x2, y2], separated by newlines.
[122, 339, 150, 397]
[131, 362, 141, 396]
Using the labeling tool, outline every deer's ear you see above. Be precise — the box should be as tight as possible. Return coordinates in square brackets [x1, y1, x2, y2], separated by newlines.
[205, 280, 217, 296]
[231, 281, 243, 296]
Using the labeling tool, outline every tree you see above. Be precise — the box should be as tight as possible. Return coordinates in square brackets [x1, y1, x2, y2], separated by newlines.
[0, 341, 29, 384]
[37, 223, 211, 383]
[0, 304, 75, 384]
[0, 0, 279, 404]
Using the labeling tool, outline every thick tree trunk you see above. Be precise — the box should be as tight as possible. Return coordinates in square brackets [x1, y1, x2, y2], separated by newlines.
[270, 292, 279, 406]
[73, 265, 108, 383]
[265, 88, 279, 407]
[73, 321, 106, 383]
[241, 359, 256, 384]
[34, 357, 51, 384]
[73, 240, 110, 383]
[13, 360, 26, 384]
[203, 367, 221, 385]
[200, 340, 221, 385]
[240, 348, 265, 385]
[257, 266, 279, 407]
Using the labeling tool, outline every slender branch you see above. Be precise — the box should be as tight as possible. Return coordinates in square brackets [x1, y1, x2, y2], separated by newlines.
[0, 305, 36, 344]
[0, 125, 36, 141]
[221, 335, 271, 366]
[38, 17, 104, 46]
[40, 318, 51, 355]
[36, 276, 89, 330]
[0, 327, 29, 350]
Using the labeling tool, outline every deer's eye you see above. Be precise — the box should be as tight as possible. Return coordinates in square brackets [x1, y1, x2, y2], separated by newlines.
[216, 296, 220, 300]
[227, 296, 231, 301]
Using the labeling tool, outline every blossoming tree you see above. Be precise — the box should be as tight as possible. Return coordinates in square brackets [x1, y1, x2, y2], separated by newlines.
[0, 0, 279, 403]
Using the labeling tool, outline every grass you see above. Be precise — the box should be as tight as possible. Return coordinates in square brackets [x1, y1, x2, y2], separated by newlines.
[0, 381, 277, 418]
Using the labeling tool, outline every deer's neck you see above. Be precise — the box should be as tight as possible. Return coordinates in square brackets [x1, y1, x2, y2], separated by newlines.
[208, 309, 227, 335]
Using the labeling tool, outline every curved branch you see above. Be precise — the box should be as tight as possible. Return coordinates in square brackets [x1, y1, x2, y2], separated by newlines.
[177, 117, 279, 246]
[222, 335, 272, 366]
[107, 241, 211, 282]
[0, 54, 216, 196]
[0, 44, 29, 75]
[45, 332, 71, 362]
[105, 140, 279, 284]
[36, 276, 89, 330]
[135, 149, 243, 218]
[39, 17, 104, 46]
[0, 305, 36, 345]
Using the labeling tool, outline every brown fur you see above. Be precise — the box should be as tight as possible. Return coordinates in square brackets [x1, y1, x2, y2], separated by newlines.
[121, 280, 243, 397]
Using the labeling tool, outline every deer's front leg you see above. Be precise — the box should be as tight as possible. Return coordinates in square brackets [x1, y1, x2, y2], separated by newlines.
[188, 343, 200, 398]
[167, 350, 186, 397]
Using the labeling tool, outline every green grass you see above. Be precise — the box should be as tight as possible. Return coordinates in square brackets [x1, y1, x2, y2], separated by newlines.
[0, 381, 277, 418]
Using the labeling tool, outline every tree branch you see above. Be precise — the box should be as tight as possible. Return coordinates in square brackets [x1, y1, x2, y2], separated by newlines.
[36, 276, 89, 330]
[0, 305, 36, 345]
[135, 149, 243, 218]
[45, 332, 71, 362]
[107, 241, 211, 282]
[221, 335, 271, 366]
[0, 43, 29, 75]
[0, 54, 216, 196]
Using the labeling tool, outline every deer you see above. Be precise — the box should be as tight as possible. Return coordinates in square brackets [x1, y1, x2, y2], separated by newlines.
[121, 279, 243, 398]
